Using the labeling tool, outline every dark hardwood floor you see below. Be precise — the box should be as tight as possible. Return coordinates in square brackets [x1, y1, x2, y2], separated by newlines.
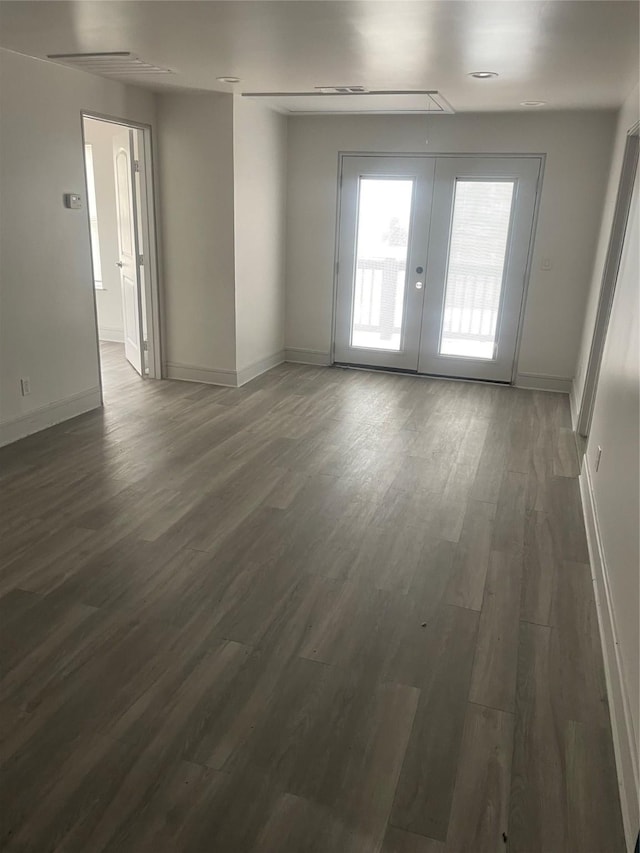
[0, 342, 625, 852]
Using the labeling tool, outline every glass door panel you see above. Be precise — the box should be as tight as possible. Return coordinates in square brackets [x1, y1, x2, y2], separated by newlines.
[419, 157, 541, 382]
[334, 156, 435, 370]
[440, 180, 515, 359]
[351, 178, 413, 352]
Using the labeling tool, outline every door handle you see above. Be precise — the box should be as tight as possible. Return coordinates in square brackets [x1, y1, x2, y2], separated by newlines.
[116, 261, 123, 268]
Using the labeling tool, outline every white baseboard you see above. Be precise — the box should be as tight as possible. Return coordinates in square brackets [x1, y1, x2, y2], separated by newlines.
[514, 371, 572, 393]
[236, 351, 285, 387]
[580, 458, 639, 851]
[164, 361, 238, 387]
[165, 353, 285, 389]
[0, 387, 101, 448]
[98, 326, 124, 343]
[285, 347, 332, 366]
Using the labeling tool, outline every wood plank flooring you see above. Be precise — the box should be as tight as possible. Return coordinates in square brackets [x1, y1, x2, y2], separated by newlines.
[0, 342, 625, 852]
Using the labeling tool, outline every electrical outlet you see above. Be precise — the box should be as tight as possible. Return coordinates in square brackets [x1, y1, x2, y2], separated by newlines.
[595, 445, 602, 472]
[20, 377, 31, 396]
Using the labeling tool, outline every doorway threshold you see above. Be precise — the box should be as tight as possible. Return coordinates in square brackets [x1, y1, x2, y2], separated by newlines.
[333, 362, 512, 387]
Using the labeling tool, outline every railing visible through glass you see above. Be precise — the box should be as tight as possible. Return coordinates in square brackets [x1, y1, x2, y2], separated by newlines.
[440, 180, 515, 359]
[351, 178, 413, 351]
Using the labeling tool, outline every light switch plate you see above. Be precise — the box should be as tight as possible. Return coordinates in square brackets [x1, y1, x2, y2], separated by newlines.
[63, 193, 82, 209]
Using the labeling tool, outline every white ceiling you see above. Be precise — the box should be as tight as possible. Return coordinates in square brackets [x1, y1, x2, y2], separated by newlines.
[0, 1, 638, 112]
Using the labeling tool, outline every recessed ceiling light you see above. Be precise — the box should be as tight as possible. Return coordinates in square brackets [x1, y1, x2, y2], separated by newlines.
[521, 100, 547, 107]
[217, 76, 240, 84]
[468, 71, 499, 79]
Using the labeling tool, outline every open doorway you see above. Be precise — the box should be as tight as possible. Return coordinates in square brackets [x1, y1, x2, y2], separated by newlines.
[81, 114, 161, 388]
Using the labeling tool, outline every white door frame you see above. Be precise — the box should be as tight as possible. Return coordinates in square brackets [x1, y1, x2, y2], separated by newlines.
[331, 151, 546, 384]
[81, 111, 163, 391]
[113, 126, 145, 375]
[576, 125, 639, 438]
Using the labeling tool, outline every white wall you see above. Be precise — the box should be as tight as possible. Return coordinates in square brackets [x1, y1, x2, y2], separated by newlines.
[284, 111, 616, 382]
[586, 165, 638, 838]
[156, 92, 287, 385]
[573, 85, 640, 405]
[574, 86, 639, 850]
[233, 97, 287, 377]
[0, 49, 156, 446]
[156, 92, 237, 380]
[83, 118, 124, 343]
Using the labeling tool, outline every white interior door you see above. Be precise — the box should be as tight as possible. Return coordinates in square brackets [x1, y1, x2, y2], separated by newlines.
[334, 156, 436, 370]
[113, 128, 144, 375]
[418, 157, 541, 381]
[334, 155, 541, 382]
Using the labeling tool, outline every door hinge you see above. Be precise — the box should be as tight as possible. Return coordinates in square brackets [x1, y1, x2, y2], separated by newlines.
[138, 254, 144, 266]
[335, 260, 339, 275]
[143, 340, 148, 351]
[133, 160, 140, 173]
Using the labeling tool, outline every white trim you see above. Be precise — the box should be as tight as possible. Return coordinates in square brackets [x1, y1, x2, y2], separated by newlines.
[577, 130, 639, 439]
[285, 347, 332, 366]
[98, 326, 125, 343]
[579, 458, 639, 851]
[236, 351, 285, 387]
[514, 371, 572, 393]
[569, 379, 579, 429]
[164, 361, 238, 387]
[137, 122, 163, 379]
[165, 352, 285, 388]
[0, 387, 101, 448]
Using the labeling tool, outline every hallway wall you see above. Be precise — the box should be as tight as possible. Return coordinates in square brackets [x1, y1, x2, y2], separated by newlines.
[233, 96, 288, 379]
[0, 48, 156, 446]
[573, 83, 640, 849]
[156, 91, 237, 382]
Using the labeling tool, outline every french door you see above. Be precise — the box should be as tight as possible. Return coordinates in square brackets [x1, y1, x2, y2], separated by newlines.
[334, 155, 542, 382]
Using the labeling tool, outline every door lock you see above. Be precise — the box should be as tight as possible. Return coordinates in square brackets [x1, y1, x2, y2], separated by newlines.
[415, 281, 423, 290]
[416, 266, 424, 274]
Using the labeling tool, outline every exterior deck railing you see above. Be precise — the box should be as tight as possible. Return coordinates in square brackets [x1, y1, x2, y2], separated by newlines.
[353, 257, 503, 344]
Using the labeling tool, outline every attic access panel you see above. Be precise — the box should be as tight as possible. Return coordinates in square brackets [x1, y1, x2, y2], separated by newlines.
[241, 90, 454, 115]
